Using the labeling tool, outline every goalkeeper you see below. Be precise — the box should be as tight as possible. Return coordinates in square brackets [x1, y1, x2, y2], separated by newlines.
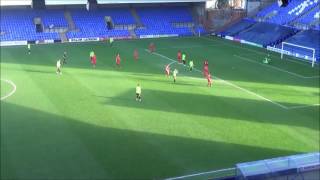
[109, 38, 114, 47]
[189, 60, 194, 71]
[263, 54, 271, 64]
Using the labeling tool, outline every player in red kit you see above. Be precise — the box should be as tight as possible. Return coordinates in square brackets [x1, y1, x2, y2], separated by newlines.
[207, 73, 212, 87]
[134, 49, 139, 61]
[203, 60, 209, 77]
[149, 42, 155, 53]
[177, 50, 182, 63]
[165, 64, 170, 77]
[116, 53, 121, 68]
[91, 54, 97, 68]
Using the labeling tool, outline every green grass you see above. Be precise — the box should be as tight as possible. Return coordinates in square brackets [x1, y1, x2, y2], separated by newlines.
[1, 36, 319, 180]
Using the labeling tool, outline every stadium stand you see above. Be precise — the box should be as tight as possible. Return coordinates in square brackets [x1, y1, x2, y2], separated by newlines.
[257, 0, 319, 25]
[0, 5, 201, 42]
[135, 6, 194, 37]
[220, 0, 319, 62]
[0, 9, 61, 41]
[66, 8, 133, 39]
[296, 7, 319, 25]
[235, 22, 297, 47]
[37, 9, 68, 28]
[219, 18, 256, 36]
[45, 0, 87, 5]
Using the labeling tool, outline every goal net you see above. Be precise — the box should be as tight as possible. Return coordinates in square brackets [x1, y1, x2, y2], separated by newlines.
[281, 42, 317, 67]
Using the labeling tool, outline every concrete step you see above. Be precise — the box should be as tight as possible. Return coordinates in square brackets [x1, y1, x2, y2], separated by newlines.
[59, 32, 68, 43]
[130, 7, 143, 27]
[64, 10, 76, 30]
[129, 29, 137, 39]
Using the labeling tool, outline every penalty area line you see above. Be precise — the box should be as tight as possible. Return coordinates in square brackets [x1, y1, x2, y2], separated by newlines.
[145, 49, 289, 110]
[1, 79, 17, 101]
[287, 104, 320, 110]
[201, 36, 320, 69]
[234, 55, 319, 79]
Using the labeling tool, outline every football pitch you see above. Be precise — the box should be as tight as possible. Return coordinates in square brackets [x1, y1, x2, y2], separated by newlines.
[1, 36, 319, 179]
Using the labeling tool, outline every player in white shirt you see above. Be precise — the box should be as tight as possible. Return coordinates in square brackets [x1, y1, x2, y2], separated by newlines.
[56, 59, 62, 75]
[27, 44, 31, 55]
[136, 83, 142, 102]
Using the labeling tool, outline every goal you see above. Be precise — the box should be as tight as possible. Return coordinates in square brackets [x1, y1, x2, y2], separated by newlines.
[281, 42, 317, 67]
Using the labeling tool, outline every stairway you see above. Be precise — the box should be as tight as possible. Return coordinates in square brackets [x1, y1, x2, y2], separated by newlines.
[261, 10, 278, 22]
[290, 5, 320, 29]
[59, 32, 68, 42]
[310, 18, 320, 27]
[190, 7, 199, 27]
[64, 10, 76, 31]
[129, 29, 137, 39]
[190, 26, 196, 36]
[130, 7, 143, 27]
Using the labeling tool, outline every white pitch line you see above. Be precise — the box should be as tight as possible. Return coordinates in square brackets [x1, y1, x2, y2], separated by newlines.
[165, 167, 236, 180]
[1, 79, 17, 101]
[201, 36, 319, 69]
[233, 55, 319, 79]
[157, 44, 219, 50]
[302, 76, 320, 79]
[146, 49, 289, 109]
[287, 104, 320, 109]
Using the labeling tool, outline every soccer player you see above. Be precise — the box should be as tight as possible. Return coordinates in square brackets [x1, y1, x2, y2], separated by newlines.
[27, 43, 31, 55]
[263, 54, 271, 64]
[149, 42, 155, 53]
[207, 73, 212, 87]
[91, 54, 97, 68]
[90, 51, 95, 58]
[189, 60, 194, 71]
[136, 83, 142, 102]
[165, 64, 170, 77]
[182, 52, 186, 65]
[116, 53, 121, 68]
[134, 49, 139, 61]
[173, 68, 178, 83]
[203, 60, 209, 77]
[177, 50, 182, 63]
[109, 37, 114, 47]
[56, 59, 62, 75]
[62, 51, 67, 65]
[90, 51, 95, 64]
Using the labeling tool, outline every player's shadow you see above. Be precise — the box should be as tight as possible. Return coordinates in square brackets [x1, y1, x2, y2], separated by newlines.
[3, 66, 55, 75]
[102, 89, 319, 130]
[23, 69, 55, 74]
[2, 102, 303, 180]
[127, 76, 203, 87]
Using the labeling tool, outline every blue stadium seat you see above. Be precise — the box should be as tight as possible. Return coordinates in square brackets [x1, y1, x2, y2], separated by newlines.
[66, 8, 133, 39]
[235, 22, 297, 47]
[135, 6, 195, 36]
[220, 19, 256, 36]
[0, 9, 62, 41]
[256, 0, 319, 25]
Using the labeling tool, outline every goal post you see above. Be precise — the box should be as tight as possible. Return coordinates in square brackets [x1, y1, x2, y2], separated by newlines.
[281, 42, 316, 67]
